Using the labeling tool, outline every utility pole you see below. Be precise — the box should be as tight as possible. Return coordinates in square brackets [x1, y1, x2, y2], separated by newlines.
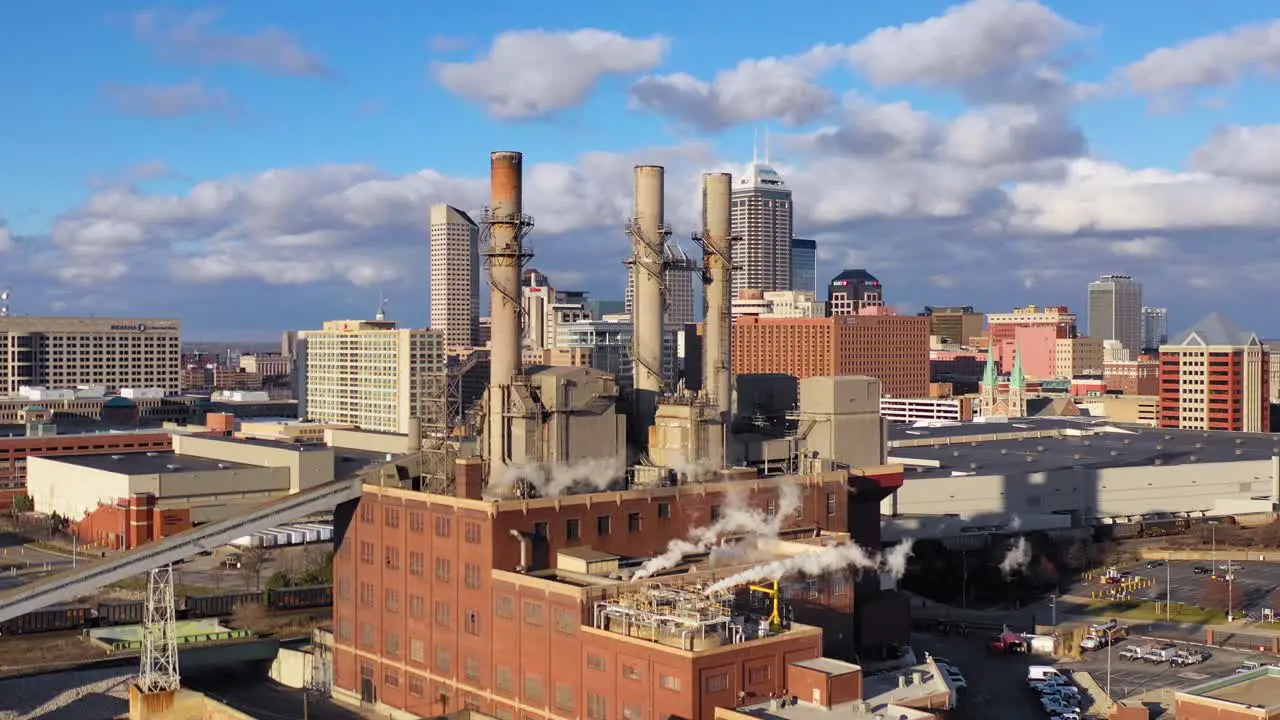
[1050, 593, 1057, 628]
[961, 551, 969, 610]
[1106, 626, 1114, 699]
[1166, 553, 1172, 622]
[1228, 567, 1235, 623]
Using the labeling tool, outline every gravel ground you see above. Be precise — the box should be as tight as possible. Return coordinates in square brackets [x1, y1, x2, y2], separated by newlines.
[0, 667, 132, 720]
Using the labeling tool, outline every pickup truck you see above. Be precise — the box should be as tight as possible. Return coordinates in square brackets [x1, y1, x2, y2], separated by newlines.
[1119, 644, 1157, 661]
[1144, 644, 1178, 664]
[1170, 650, 1208, 667]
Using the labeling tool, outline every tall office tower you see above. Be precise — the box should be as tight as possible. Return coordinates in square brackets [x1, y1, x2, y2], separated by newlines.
[920, 306, 985, 346]
[429, 203, 481, 351]
[1141, 306, 1168, 352]
[0, 316, 181, 394]
[301, 317, 444, 434]
[1159, 313, 1270, 432]
[521, 269, 554, 349]
[790, 238, 817, 294]
[1088, 274, 1143, 354]
[826, 269, 883, 316]
[731, 158, 792, 296]
[625, 241, 696, 326]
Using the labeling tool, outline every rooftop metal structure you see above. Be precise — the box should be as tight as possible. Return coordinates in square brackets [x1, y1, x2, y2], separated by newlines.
[592, 582, 782, 651]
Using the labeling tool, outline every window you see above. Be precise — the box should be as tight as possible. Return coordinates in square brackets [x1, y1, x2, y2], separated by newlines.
[359, 622, 373, 648]
[657, 502, 670, 519]
[409, 510, 424, 533]
[706, 673, 729, 692]
[359, 582, 374, 608]
[359, 541, 373, 564]
[710, 504, 722, 521]
[826, 492, 836, 517]
[494, 709, 513, 720]
[553, 606, 575, 635]
[384, 506, 400, 528]
[384, 588, 400, 613]
[566, 518, 580, 540]
[409, 594, 425, 619]
[384, 668, 399, 688]
[434, 601, 451, 627]
[465, 656, 481, 683]
[623, 705, 642, 720]
[533, 521, 548, 538]
[384, 545, 400, 569]
[409, 551, 424, 576]
[554, 682, 575, 711]
[385, 631, 400, 656]
[831, 575, 848, 595]
[804, 579, 819, 599]
[435, 515, 451, 537]
[495, 595, 515, 619]
[622, 664, 641, 681]
[465, 563, 482, 589]
[587, 693, 608, 720]
[409, 675, 424, 696]
[587, 653, 606, 671]
[435, 557, 452, 582]
[410, 638, 425, 663]
[337, 578, 351, 600]
[337, 619, 351, 641]
[359, 502, 374, 523]
[523, 674, 545, 702]
[766, 497, 776, 515]
[464, 521, 482, 544]
[596, 515, 611, 536]
[496, 666, 514, 693]
[627, 512, 642, 533]
[660, 674, 681, 691]
[523, 601, 544, 627]
[435, 647, 452, 673]
[748, 665, 771, 683]
[464, 609, 481, 636]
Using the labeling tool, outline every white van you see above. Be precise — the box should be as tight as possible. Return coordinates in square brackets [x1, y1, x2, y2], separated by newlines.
[1027, 665, 1065, 683]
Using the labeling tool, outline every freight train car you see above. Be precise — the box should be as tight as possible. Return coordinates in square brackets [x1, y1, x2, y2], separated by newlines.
[97, 601, 145, 626]
[0, 604, 94, 635]
[267, 585, 333, 610]
[184, 591, 265, 619]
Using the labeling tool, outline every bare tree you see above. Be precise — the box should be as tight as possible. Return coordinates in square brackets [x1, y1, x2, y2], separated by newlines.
[1199, 579, 1243, 614]
[239, 547, 275, 590]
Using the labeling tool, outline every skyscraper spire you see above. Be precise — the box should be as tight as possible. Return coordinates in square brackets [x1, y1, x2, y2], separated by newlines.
[764, 128, 770, 164]
[752, 127, 759, 163]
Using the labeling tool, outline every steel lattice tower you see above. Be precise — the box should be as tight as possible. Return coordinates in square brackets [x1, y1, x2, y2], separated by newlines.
[138, 564, 181, 694]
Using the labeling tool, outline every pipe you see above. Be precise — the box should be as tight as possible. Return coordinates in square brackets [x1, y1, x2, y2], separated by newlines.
[509, 528, 529, 573]
[630, 165, 667, 441]
[701, 173, 733, 429]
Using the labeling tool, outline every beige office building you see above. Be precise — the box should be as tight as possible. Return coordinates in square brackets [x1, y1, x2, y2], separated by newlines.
[429, 203, 481, 351]
[0, 316, 181, 395]
[301, 319, 444, 434]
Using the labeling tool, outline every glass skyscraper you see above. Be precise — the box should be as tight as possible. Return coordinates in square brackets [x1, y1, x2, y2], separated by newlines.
[790, 238, 817, 293]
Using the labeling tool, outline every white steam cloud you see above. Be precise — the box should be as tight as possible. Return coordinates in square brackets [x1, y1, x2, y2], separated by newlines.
[1000, 537, 1031, 578]
[704, 538, 916, 596]
[631, 483, 803, 582]
[665, 453, 721, 484]
[485, 458, 625, 499]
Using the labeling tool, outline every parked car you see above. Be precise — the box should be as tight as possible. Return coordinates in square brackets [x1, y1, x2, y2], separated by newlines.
[1042, 698, 1080, 716]
[1146, 560, 1165, 568]
[1193, 566, 1211, 575]
[1050, 714, 1081, 720]
[1170, 650, 1208, 667]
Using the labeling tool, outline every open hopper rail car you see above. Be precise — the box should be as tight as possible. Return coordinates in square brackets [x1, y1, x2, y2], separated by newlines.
[0, 585, 333, 636]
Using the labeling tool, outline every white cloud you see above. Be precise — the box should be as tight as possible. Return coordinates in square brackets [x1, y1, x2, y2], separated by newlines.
[1108, 236, 1173, 258]
[102, 80, 233, 118]
[1120, 20, 1280, 98]
[0, 226, 13, 253]
[1190, 124, 1280, 183]
[132, 9, 334, 78]
[434, 29, 668, 119]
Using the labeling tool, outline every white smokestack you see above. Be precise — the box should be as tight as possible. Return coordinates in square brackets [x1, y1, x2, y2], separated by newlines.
[701, 173, 733, 426]
[628, 165, 668, 443]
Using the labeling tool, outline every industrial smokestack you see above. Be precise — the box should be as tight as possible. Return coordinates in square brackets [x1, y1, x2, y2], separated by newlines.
[483, 151, 534, 473]
[628, 165, 669, 445]
[701, 173, 733, 423]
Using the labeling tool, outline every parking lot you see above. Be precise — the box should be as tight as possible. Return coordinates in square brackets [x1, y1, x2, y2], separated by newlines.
[909, 627, 1280, 720]
[1063, 559, 1280, 615]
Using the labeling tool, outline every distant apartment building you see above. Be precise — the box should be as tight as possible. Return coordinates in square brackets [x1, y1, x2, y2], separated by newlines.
[1088, 274, 1143, 354]
[625, 241, 697, 326]
[990, 325, 1100, 379]
[987, 305, 1077, 367]
[300, 318, 445, 434]
[429, 204, 481, 351]
[554, 318, 676, 390]
[733, 314, 930, 398]
[1158, 313, 1270, 432]
[880, 396, 974, 423]
[920, 306, 984, 346]
[731, 290, 825, 319]
[1104, 356, 1160, 395]
[1141, 306, 1168, 352]
[731, 161, 793, 295]
[790, 238, 817, 294]
[239, 353, 291, 377]
[826, 269, 883, 316]
[0, 316, 181, 395]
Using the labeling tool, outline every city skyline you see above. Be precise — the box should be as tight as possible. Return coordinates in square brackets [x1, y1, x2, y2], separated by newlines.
[4, 2, 1280, 337]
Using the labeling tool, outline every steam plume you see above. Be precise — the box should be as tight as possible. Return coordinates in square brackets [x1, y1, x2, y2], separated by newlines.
[631, 482, 802, 582]
[999, 537, 1031, 578]
[704, 538, 916, 595]
[485, 458, 625, 499]
[666, 453, 721, 484]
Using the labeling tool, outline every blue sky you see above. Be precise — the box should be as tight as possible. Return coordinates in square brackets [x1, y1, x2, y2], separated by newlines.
[3, 1, 1280, 339]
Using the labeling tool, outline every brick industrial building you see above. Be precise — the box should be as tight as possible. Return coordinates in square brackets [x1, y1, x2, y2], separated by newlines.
[0, 429, 172, 510]
[331, 464, 910, 719]
[732, 315, 929, 398]
[1159, 313, 1270, 432]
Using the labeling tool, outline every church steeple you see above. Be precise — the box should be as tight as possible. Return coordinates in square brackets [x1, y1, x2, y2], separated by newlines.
[1007, 344, 1028, 418]
[979, 348, 998, 416]
[1010, 345, 1026, 389]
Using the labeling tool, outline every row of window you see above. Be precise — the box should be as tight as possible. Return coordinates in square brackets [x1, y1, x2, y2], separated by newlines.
[359, 503, 484, 544]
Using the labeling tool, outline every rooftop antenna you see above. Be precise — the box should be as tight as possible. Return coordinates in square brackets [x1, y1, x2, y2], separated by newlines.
[764, 128, 771, 164]
[0, 288, 9, 317]
[752, 128, 759, 164]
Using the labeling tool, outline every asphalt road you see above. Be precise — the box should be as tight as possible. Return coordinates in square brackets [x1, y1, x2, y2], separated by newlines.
[185, 678, 366, 720]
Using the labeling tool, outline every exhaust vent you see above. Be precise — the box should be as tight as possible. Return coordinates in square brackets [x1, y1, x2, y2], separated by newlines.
[165, 464, 181, 470]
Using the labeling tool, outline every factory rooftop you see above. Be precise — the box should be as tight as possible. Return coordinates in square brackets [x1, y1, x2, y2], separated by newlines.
[50, 451, 255, 474]
[1178, 666, 1280, 711]
[726, 658, 947, 719]
[888, 418, 1280, 480]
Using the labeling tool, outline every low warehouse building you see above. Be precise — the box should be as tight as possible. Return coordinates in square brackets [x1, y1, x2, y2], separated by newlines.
[1176, 666, 1280, 719]
[882, 418, 1280, 540]
[28, 432, 387, 549]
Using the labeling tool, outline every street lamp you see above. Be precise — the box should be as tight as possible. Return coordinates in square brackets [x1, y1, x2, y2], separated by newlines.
[1049, 593, 1057, 628]
[1105, 626, 1116, 698]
